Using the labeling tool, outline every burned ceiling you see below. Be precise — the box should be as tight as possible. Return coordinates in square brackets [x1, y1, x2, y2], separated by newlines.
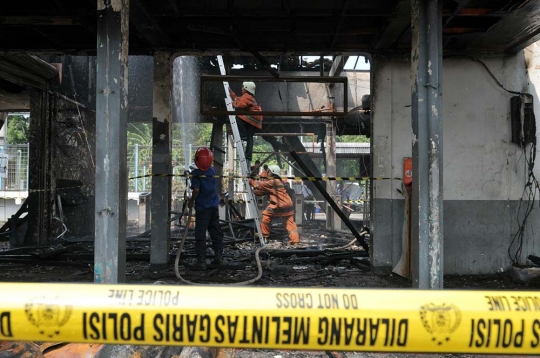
[0, 0, 539, 56]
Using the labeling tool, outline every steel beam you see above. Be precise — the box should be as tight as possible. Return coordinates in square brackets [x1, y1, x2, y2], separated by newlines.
[411, 0, 443, 289]
[290, 151, 369, 253]
[329, 56, 348, 78]
[150, 51, 173, 276]
[94, 0, 129, 283]
[329, 0, 351, 50]
[131, 0, 172, 47]
[200, 75, 348, 117]
[371, 0, 411, 50]
[0, 16, 76, 25]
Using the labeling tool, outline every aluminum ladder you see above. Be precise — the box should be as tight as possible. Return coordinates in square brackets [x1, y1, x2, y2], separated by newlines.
[217, 56, 265, 246]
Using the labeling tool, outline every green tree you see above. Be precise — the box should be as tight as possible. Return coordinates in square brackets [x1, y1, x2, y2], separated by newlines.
[7, 114, 29, 144]
[337, 134, 369, 143]
[127, 123, 152, 145]
[252, 136, 275, 164]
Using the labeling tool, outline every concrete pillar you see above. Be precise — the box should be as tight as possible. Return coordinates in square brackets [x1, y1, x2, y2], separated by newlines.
[325, 120, 340, 230]
[295, 194, 303, 234]
[94, 0, 129, 283]
[325, 194, 342, 231]
[211, 122, 224, 196]
[28, 91, 52, 246]
[150, 52, 173, 276]
[411, 0, 443, 289]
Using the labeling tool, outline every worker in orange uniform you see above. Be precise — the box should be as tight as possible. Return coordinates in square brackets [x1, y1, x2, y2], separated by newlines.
[249, 167, 300, 245]
[229, 81, 262, 169]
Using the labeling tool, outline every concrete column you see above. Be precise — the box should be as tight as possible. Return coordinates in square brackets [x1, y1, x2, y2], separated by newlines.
[411, 0, 443, 289]
[295, 194, 303, 234]
[150, 52, 173, 276]
[28, 91, 52, 246]
[325, 120, 340, 230]
[211, 122, 224, 196]
[94, 0, 129, 283]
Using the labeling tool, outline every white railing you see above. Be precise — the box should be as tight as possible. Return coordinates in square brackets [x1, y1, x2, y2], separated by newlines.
[128, 145, 188, 196]
[0, 144, 189, 195]
[0, 144, 29, 192]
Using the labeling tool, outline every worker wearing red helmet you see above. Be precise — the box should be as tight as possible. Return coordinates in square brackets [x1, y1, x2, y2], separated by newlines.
[188, 147, 224, 270]
[249, 166, 300, 245]
[229, 81, 262, 169]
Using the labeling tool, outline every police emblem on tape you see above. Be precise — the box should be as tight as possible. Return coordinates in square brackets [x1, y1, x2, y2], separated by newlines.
[419, 303, 461, 345]
[25, 297, 72, 338]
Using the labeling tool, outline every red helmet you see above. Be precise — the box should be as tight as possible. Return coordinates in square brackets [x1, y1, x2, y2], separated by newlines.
[194, 147, 214, 171]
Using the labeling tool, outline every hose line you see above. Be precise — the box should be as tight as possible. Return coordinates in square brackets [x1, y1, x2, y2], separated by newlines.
[174, 207, 264, 285]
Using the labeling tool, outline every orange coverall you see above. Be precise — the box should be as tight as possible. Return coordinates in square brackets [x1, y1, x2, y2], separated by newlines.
[249, 177, 300, 244]
[229, 90, 263, 129]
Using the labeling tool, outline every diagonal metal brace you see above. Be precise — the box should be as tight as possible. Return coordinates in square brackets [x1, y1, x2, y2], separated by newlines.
[290, 151, 370, 254]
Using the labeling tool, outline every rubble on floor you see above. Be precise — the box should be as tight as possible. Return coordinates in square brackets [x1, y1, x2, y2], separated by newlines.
[1, 220, 540, 358]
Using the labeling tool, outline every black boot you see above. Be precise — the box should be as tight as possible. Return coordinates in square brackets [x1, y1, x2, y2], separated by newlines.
[212, 251, 223, 265]
[194, 256, 207, 270]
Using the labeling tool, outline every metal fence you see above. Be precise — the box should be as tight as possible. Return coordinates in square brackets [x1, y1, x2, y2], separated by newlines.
[128, 144, 152, 193]
[128, 145, 188, 195]
[0, 144, 189, 194]
[3, 145, 370, 222]
[0, 144, 29, 191]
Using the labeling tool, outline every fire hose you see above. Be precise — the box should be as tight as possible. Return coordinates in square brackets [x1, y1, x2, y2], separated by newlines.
[174, 207, 264, 285]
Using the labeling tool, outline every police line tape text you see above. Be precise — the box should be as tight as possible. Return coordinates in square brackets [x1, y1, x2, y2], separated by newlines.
[469, 319, 540, 348]
[107, 289, 180, 306]
[485, 295, 540, 312]
[0, 312, 12, 338]
[81, 312, 408, 346]
[276, 293, 358, 309]
[4, 308, 540, 350]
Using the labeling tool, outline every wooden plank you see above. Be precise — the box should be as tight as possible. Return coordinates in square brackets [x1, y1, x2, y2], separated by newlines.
[0, 16, 76, 26]
[0, 89, 30, 111]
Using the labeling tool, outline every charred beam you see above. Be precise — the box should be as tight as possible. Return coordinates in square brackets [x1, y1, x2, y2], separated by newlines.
[166, 0, 180, 17]
[150, 52, 173, 276]
[371, 0, 411, 50]
[230, 31, 280, 78]
[31, 26, 64, 48]
[329, 0, 351, 49]
[0, 16, 76, 25]
[328, 56, 348, 89]
[287, 251, 367, 264]
[329, 56, 347, 77]
[0, 55, 57, 90]
[290, 151, 369, 254]
[52, 0, 96, 33]
[131, 0, 172, 47]
[442, 0, 472, 49]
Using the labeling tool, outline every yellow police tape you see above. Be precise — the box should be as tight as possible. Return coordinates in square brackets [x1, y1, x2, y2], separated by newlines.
[128, 173, 399, 181]
[1, 283, 540, 353]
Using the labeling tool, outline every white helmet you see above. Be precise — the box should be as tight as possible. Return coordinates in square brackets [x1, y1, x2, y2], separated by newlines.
[243, 81, 256, 96]
[268, 165, 281, 175]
